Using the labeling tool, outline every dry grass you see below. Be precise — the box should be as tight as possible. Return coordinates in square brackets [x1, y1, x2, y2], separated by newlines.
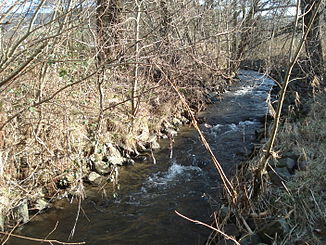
[271, 91, 326, 244]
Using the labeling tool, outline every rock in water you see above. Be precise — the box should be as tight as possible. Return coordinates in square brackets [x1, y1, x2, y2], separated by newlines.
[94, 161, 111, 175]
[14, 200, 29, 224]
[35, 199, 50, 211]
[88, 171, 103, 185]
[172, 117, 183, 127]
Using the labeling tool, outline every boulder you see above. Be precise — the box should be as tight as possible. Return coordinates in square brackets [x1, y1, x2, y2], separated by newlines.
[123, 158, 135, 166]
[107, 156, 125, 166]
[134, 155, 148, 162]
[136, 141, 148, 152]
[88, 171, 103, 185]
[106, 143, 122, 158]
[257, 218, 290, 243]
[172, 118, 183, 127]
[94, 161, 111, 175]
[180, 116, 189, 124]
[147, 135, 160, 150]
[92, 144, 128, 174]
[163, 121, 175, 130]
[14, 200, 29, 224]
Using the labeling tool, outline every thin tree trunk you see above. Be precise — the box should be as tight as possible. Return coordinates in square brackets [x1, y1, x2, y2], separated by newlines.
[96, 0, 121, 63]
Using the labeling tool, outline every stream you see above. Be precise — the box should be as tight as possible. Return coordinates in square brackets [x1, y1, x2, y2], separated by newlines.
[7, 70, 275, 245]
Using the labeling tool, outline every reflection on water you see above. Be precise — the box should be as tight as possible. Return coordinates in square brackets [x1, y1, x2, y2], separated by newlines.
[7, 70, 275, 245]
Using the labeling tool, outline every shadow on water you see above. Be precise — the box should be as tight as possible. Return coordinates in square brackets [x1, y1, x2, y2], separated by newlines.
[6, 70, 275, 245]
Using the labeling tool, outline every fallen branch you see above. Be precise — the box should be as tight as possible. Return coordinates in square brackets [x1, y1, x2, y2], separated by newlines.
[162, 68, 237, 202]
[0, 231, 85, 245]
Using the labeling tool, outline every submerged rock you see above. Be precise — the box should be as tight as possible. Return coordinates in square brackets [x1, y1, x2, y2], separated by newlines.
[255, 128, 267, 140]
[225, 223, 241, 237]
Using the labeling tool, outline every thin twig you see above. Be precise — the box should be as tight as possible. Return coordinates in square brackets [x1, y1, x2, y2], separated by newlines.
[68, 197, 82, 240]
[44, 221, 59, 241]
[175, 211, 240, 245]
[0, 222, 19, 245]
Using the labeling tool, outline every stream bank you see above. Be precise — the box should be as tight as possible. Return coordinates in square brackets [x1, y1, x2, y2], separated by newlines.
[210, 89, 326, 243]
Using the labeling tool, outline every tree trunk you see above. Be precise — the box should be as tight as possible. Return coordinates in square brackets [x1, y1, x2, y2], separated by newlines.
[96, 0, 122, 63]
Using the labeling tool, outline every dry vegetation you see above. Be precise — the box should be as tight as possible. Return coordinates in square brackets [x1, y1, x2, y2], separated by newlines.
[0, 1, 325, 243]
[273, 91, 326, 244]
[0, 0, 243, 229]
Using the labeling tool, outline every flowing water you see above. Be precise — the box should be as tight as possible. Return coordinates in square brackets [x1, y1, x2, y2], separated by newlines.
[7, 70, 275, 245]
